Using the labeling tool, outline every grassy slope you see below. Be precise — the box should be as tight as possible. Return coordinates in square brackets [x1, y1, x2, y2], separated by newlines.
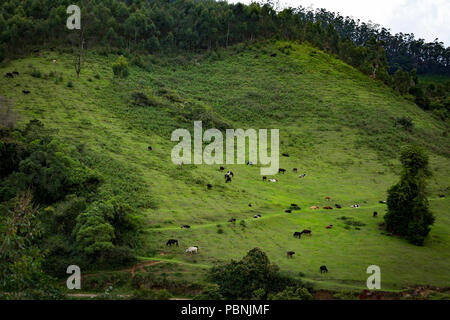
[1, 41, 449, 292]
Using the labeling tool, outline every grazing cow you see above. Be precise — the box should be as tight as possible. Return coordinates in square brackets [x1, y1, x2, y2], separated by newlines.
[282, 153, 289, 157]
[166, 239, 178, 247]
[299, 174, 306, 178]
[5, 73, 13, 78]
[293, 168, 298, 172]
[226, 171, 234, 177]
[293, 232, 302, 238]
[253, 214, 261, 219]
[247, 161, 253, 165]
[269, 179, 277, 183]
[186, 246, 198, 254]
[278, 168, 286, 174]
[262, 176, 267, 181]
[325, 196, 331, 201]
[270, 53, 277, 57]
[52, 59, 57, 63]
[148, 146, 152, 150]
[291, 203, 298, 207]
[248, 203, 252, 207]
[323, 206, 333, 210]
[181, 225, 191, 229]
[438, 194, 445, 198]
[379, 200, 386, 204]
[12, 71, 19, 76]
[225, 176, 232, 183]
[207, 184, 213, 189]
[228, 218, 236, 223]
[219, 166, 225, 171]
[285, 209, 292, 213]
[301, 229, 312, 236]
[335, 204, 342, 209]
[287, 251, 295, 258]
[373, 211, 378, 217]
[326, 224, 333, 229]
[320, 265, 328, 273]
[311, 206, 320, 210]
[351, 204, 360, 208]
[22, 90, 30, 94]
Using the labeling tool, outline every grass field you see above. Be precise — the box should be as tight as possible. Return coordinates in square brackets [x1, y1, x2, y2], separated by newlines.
[1, 40, 449, 293]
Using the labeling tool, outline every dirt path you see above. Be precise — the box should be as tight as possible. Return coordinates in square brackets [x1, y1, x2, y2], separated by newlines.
[123, 260, 164, 276]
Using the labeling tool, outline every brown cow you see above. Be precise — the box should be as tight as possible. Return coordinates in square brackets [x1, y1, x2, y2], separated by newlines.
[311, 206, 320, 210]
[326, 224, 333, 229]
[325, 196, 331, 201]
[323, 206, 333, 210]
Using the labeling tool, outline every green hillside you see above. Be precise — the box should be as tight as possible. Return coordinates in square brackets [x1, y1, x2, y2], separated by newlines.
[1, 40, 449, 294]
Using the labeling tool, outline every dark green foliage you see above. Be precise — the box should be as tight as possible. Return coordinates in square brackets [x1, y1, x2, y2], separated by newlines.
[0, 120, 100, 204]
[268, 286, 313, 300]
[131, 91, 157, 107]
[208, 248, 308, 299]
[0, 191, 65, 299]
[394, 116, 414, 131]
[384, 145, 434, 245]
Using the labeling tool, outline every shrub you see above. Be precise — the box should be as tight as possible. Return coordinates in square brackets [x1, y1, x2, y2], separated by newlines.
[394, 116, 413, 131]
[31, 68, 42, 78]
[67, 81, 73, 88]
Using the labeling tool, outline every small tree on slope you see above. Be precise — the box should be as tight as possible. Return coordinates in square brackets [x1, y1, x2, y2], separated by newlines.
[384, 145, 434, 245]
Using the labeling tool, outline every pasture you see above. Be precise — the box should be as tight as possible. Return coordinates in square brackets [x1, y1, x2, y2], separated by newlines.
[1, 41, 449, 293]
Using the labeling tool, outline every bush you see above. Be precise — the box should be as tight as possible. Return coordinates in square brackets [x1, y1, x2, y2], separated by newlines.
[394, 116, 413, 131]
[268, 286, 313, 300]
[67, 81, 73, 88]
[131, 91, 159, 107]
[208, 248, 307, 299]
[31, 68, 42, 78]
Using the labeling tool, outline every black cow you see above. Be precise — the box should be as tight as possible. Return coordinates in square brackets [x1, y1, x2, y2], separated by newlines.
[166, 239, 178, 247]
[181, 225, 191, 229]
[262, 176, 267, 181]
[219, 166, 225, 171]
[335, 204, 342, 209]
[438, 194, 445, 198]
[270, 53, 277, 57]
[248, 203, 252, 207]
[22, 90, 30, 94]
[293, 168, 298, 172]
[5, 73, 13, 78]
[148, 146, 152, 150]
[253, 214, 261, 218]
[12, 71, 19, 76]
[228, 218, 236, 223]
[287, 251, 295, 258]
[207, 184, 213, 189]
[285, 209, 292, 213]
[293, 232, 302, 238]
[225, 176, 232, 183]
[373, 211, 378, 217]
[301, 229, 312, 236]
[320, 265, 328, 273]
[379, 200, 386, 204]
[282, 153, 289, 157]
[278, 168, 286, 174]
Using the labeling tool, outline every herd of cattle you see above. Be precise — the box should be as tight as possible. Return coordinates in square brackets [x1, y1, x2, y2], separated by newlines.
[163, 162, 387, 275]
[5, 71, 31, 94]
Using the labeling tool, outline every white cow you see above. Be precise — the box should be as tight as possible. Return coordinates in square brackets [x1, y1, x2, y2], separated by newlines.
[269, 179, 277, 183]
[186, 246, 199, 254]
